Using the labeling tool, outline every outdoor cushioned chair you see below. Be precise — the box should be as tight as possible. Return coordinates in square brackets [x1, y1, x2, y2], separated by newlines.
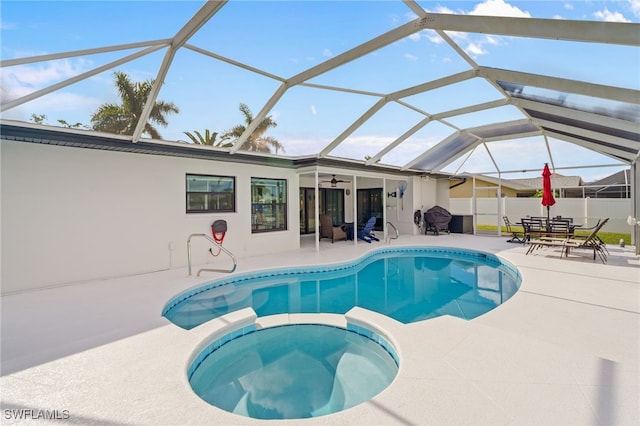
[319, 214, 347, 243]
[526, 218, 609, 262]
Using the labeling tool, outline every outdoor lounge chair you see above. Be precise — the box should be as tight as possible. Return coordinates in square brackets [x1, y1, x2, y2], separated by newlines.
[357, 217, 379, 243]
[319, 214, 347, 243]
[526, 218, 609, 262]
[562, 217, 609, 261]
[503, 216, 524, 243]
[575, 218, 609, 254]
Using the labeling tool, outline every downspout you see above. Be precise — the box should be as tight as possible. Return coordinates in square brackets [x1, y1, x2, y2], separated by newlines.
[449, 177, 467, 190]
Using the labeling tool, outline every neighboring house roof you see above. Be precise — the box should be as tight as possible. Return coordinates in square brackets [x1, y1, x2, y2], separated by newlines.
[455, 174, 532, 191]
[587, 169, 631, 186]
[456, 173, 583, 191]
[509, 174, 584, 189]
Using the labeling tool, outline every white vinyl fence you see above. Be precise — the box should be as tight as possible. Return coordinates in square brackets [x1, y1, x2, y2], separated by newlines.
[450, 197, 632, 234]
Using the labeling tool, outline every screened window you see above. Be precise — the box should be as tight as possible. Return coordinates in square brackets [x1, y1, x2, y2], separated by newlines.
[252, 177, 287, 233]
[186, 174, 235, 213]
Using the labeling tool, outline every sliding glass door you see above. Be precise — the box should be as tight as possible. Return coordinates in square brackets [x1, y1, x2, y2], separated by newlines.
[357, 188, 383, 231]
[299, 188, 345, 234]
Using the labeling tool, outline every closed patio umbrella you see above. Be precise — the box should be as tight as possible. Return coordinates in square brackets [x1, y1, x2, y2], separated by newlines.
[541, 163, 556, 221]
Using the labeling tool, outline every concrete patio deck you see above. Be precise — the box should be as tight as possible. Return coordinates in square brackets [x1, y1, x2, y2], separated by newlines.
[1, 234, 638, 425]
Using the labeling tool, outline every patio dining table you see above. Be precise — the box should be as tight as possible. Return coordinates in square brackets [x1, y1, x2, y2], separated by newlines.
[519, 217, 582, 241]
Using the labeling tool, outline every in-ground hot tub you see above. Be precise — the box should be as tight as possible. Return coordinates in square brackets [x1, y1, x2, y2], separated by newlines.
[188, 323, 398, 420]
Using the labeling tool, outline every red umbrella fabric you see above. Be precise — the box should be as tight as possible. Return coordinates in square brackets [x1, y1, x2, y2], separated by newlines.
[541, 163, 555, 220]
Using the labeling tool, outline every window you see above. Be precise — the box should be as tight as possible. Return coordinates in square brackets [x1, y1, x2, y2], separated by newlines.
[186, 174, 235, 213]
[252, 177, 287, 233]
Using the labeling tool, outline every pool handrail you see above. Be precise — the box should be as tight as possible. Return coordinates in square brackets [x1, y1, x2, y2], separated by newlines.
[187, 233, 237, 276]
[386, 222, 399, 244]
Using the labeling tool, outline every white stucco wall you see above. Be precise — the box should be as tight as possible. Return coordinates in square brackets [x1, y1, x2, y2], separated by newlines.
[1, 140, 300, 293]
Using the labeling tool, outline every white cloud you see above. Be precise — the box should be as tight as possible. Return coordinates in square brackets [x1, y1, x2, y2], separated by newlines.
[564, 2, 574, 10]
[1, 20, 16, 30]
[0, 91, 101, 124]
[484, 35, 501, 46]
[275, 136, 334, 156]
[1, 59, 91, 92]
[445, 30, 469, 44]
[469, 0, 531, 18]
[593, 8, 631, 22]
[434, 5, 456, 14]
[322, 48, 332, 57]
[310, 105, 317, 115]
[425, 30, 444, 44]
[465, 42, 488, 57]
[408, 33, 421, 41]
[404, 53, 418, 62]
[420, 1, 529, 56]
[630, 0, 640, 16]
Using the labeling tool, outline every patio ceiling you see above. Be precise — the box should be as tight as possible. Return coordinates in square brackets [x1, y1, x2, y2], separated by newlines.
[1, 0, 639, 179]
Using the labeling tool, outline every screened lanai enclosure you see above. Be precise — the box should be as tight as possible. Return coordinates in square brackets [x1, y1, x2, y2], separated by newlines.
[1, 1, 639, 248]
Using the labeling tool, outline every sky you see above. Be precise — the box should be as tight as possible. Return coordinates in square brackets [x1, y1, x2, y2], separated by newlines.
[1, 0, 639, 182]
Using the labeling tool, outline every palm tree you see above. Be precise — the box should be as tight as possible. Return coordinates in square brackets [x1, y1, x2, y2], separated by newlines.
[91, 71, 178, 139]
[183, 129, 222, 146]
[221, 103, 284, 154]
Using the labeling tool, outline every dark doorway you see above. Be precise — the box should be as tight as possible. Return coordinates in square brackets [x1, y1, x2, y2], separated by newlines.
[357, 188, 383, 231]
[299, 188, 345, 234]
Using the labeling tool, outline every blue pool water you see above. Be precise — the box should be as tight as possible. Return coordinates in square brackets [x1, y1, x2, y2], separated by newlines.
[189, 324, 398, 419]
[163, 247, 521, 329]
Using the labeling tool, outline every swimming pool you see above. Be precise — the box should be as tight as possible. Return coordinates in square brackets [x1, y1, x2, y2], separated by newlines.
[189, 324, 399, 419]
[163, 246, 521, 329]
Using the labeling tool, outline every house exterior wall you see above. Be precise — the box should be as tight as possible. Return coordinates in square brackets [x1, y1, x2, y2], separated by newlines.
[297, 175, 432, 237]
[450, 178, 521, 198]
[1, 140, 300, 294]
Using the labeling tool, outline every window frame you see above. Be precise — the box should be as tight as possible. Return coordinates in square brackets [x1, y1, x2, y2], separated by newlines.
[185, 173, 236, 214]
[251, 177, 288, 233]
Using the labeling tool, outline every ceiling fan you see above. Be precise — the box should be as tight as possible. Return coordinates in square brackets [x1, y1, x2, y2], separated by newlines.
[321, 174, 350, 187]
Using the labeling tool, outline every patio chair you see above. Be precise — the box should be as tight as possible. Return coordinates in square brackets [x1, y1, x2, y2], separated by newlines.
[521, 217, 545, 242]
[575, 219, 609, 254]
[357, 217, 379, 243]
[546, 219, 573, 239]
[562, 217, 609, 261]
[526, 218, 609, 262]
[319, 214, 347, 243]
[503, 216, 524, 243]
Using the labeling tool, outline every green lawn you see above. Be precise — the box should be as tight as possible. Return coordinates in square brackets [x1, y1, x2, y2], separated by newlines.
[477, 225, 630, 245]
